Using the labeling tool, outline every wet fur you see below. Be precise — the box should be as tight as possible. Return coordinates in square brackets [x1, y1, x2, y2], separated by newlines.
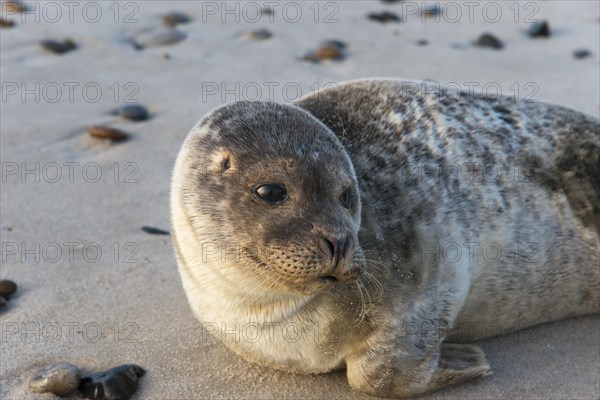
[171, 79, 599, 397]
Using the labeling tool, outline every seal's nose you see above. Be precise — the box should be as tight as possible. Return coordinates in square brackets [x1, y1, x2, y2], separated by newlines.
[321, 235, 349, 264]
[317, 232, 361, 284]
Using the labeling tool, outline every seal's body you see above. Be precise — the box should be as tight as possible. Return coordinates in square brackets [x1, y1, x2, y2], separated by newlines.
[171, 79, 599, 397]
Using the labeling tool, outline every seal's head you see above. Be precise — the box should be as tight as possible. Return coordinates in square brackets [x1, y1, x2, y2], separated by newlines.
[172, 101, 365, 297]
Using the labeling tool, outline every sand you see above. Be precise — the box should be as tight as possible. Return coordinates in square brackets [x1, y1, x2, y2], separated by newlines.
[1, 1, 598, 399]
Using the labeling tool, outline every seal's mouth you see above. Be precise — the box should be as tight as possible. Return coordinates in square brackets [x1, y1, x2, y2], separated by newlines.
[315, 265, 363, 286]
[265, 262, 365, 296]
[315, 250, 364, 285]
[243, 241, 365, 295]
[318, 275, 338, 284]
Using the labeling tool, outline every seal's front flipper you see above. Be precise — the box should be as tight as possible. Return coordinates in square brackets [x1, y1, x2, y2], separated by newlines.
[347, 342, 492, 398]
[431, 343, 492, 389]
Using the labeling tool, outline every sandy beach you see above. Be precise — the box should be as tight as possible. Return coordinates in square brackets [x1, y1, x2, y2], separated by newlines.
[1, 0, 599, 399]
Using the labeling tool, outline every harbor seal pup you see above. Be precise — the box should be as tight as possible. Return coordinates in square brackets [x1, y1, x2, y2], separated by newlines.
[171, 79, 599, 398]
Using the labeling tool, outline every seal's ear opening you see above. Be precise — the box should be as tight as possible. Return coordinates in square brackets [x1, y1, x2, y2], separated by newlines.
[222, 155, 231, 172]
[211, 148, 233, 176]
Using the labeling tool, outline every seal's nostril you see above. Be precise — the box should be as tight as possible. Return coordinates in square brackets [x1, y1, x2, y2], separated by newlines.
[320, 235, 351, 265]
[323, 237, 336, 258]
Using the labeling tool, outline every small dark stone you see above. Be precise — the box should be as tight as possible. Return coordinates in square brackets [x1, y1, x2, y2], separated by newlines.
[40, 39, 77, 54]
[314, 45, 344, 60]
[261, 6, 274, 16]
[322, 39, 346, 50]
[162, 11, 191, 27]
[573, 49, 592, 59]
[0, 280, 17, 299]
[303, 45, 344, 63]
[417, 39, 428, 46]
[127, 39, 144, 51]
[241, 28, 272, 41]
[0, 18, 15, 28]
[474, 33, 503, 49]
[88, 126, 129, 141]
[421, 4, 441, 17]
[527, 20, 550, 38]
[29, 362, 81, 396]
[0, 296, 6, 308]
[142, 226, 170, 235]
[142, 29, 186, 47]
[3, 0, 27, 13]
[367, 11, 400, 23]
[78, 364, 146, 400]
[114, 104, 149, 122]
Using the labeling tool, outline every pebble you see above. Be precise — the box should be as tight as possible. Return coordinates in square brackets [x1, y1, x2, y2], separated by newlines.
[162, 11, 191, 27]
[0, 279, 17, 299]
[261, 6, 274, 16]
[40, 38, 77, 54]
[114, 104, 149, 122]
[323, 39, 346, 50]
[142, 226, 170, 235]
[142, 29, 186, 47]
[573, 49, 592, 59]
[0, 18, 15, 28]
[303, 45, 344, 63]
[29, 362, 81, 396]
[314, 46, 343, 60]
[88, 126, 129, 141]
[474, 33, 503, 49]
[302, 40, 347, 62]
[528, 20, 550, 38]
[241, 28, 272, 41]
[79, 364, 146, 400]
[128, 39, 144, 51]
[417, 39, 428, 46]
[0, 296, 6, 308]
[421, 4, 441, 17]
[3, 0, 27, 13]
[367, 11, 400, 23]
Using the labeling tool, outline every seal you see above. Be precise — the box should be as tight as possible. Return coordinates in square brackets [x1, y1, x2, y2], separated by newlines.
[171, 79, 599, 398]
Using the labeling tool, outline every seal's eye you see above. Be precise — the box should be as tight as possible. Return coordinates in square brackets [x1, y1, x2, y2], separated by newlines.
[253, 184, 287, 204]
[340, 187, 353, 209]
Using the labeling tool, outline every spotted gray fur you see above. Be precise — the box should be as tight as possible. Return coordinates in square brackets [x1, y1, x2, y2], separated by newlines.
[171, 79, 599, 398]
